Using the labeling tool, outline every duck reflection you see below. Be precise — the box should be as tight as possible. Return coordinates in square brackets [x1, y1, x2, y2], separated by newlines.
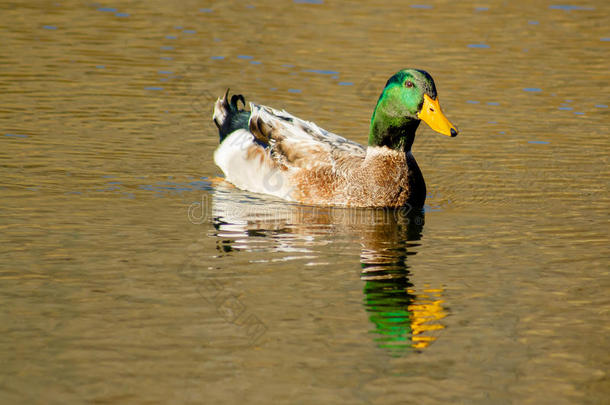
[206, 183, 447, 354]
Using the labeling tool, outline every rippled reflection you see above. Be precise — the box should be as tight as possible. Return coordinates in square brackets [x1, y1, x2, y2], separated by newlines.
[208, 182, 447, 354]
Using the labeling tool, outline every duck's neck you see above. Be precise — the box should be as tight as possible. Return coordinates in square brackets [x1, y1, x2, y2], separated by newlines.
[368, 109, 420, 152]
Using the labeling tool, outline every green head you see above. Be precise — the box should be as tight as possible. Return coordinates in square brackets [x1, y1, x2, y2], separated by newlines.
[368, 69, 458, 151]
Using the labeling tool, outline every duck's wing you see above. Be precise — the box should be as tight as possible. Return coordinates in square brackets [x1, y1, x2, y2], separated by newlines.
[247, 103, 366, 170]
[213, 92, 366, 201]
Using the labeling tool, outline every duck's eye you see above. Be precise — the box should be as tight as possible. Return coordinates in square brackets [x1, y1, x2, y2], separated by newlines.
[405, 81, 414, 88]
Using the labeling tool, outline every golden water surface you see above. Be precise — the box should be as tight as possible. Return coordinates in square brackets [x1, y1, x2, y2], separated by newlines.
[1, 0, 609, 403]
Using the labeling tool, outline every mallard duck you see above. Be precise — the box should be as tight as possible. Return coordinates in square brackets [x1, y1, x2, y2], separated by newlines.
[212, 69, 457, 207]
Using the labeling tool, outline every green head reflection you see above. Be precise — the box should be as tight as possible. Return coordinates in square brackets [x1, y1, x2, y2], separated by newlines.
[363, 275, 416, 354]
[360, 209, 446, 355]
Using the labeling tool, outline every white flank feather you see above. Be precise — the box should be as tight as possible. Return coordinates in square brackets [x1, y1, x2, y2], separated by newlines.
[213, 129, 296, 201]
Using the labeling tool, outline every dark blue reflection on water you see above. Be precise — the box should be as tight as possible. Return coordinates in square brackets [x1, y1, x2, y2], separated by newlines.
[467, 43, 490, 48]
[549, 5, 594, 11]
[138, 179, 213, 195]
[303, 68, 339, 75]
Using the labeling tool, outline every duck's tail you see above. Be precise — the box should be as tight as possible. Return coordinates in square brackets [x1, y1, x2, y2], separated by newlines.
[213, 89, 251, 143]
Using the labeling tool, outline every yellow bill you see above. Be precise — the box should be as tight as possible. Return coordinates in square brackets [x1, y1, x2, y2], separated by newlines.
[417, 94, 458, 137]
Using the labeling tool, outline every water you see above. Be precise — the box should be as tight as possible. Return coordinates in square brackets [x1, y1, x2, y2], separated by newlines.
[1, 1, 609, 403]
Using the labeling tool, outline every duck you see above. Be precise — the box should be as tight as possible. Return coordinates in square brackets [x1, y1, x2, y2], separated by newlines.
[212, 69, 458, 208]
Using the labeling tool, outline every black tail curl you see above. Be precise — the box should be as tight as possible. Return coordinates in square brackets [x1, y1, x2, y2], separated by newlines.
[215, 89, 251, 142]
